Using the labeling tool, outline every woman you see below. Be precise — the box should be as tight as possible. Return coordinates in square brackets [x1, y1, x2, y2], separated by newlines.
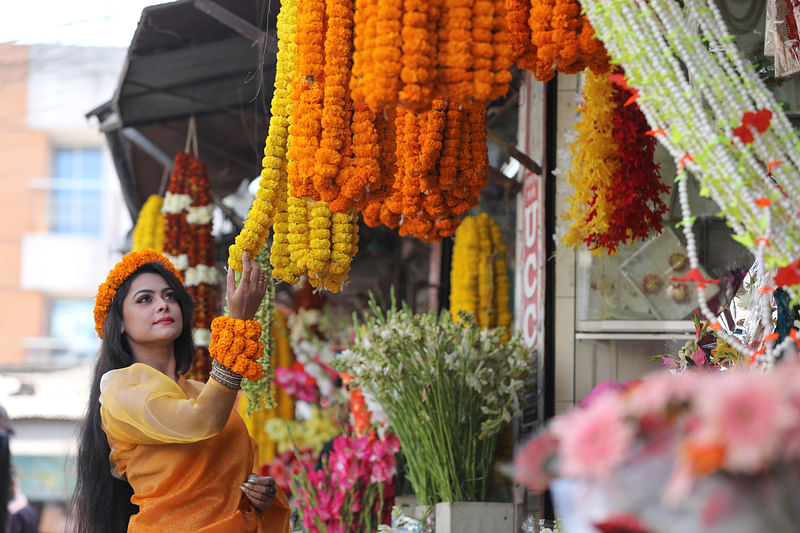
[71, 249, 290, 533]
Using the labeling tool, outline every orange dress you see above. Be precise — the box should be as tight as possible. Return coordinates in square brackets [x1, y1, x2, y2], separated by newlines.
[99, 363, 290, 533]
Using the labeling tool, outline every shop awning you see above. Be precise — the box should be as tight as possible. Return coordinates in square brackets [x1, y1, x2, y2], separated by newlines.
[87, 0, 279, 221]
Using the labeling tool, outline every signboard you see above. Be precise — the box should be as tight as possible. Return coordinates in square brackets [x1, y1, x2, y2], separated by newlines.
[520, 171, 544, 353]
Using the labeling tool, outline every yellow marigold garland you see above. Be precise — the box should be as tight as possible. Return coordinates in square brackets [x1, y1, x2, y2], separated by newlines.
[132, 194, 164, 253]
[450, 216, 480, 319]
[562, 70, 619, 251]
[489, 219, 512, 341]
[286, 193, 310, 279]
[94, 249, 183, 338]
[476, 213, 495, 328]
[209, 316, 264, 380]
[450, 214, 512, 339]
[229, 0, 297, 271]
[306, 200, 333, 287]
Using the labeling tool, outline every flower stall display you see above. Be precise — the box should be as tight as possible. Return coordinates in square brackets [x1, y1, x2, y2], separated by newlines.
[449, 213, 512, 340]
[655, 313, 742, 373]
[580, 0, 800, 365]
[229, 0, 515, 292]
[291, 432, 400, 532]
[561, 69, 669, 255]
[505, 0, 610, 81]
[131, 194, 165, 252]
[515, 365, 800, 532]
[334, 299, 531, 505]
[161, 150, 217, 380]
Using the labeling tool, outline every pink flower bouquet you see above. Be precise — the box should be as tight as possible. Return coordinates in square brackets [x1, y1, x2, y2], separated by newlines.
[516, 364, 800, 532]
[292, 432, 400, 532]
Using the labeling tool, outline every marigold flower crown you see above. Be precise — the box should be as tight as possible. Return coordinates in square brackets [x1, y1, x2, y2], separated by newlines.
[94, 248, 184, 338]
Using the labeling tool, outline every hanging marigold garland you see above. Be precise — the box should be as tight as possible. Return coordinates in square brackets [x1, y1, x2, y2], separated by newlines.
[506, 0, 610, 81]
[132, 194, 165, 253]
[228, 0, 296, 272]
[450, 213, 512, 339]
[562, 70, 669, 254]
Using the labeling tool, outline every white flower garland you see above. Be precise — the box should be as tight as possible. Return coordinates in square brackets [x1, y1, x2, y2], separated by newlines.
[581, 0, 800, 366]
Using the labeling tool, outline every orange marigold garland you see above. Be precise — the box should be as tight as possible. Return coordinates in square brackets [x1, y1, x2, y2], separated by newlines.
[489, 0, 513, 99]
[505, 0, 536, 70]
[314, 0, 354, 204]
[398, 0, 435, 111]
[508, 0, 609, 81]
[471, 0, 495, 100]
[94, 249, 183, 338]
[438, 0, 474, 103]
[288, 0, 325, 200]
[364, 0, 403, 112]
[209, 316, 264, 380]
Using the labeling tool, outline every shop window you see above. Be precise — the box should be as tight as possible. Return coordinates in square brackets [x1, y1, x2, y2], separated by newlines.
[50, 147, 103, 235]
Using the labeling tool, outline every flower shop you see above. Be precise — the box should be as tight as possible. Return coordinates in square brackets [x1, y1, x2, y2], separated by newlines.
[89, 0, 800, 531]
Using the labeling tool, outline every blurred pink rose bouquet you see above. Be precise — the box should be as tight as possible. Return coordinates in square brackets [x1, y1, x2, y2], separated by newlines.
[516, 364, 800, 532]
[292, 432, 400, 532]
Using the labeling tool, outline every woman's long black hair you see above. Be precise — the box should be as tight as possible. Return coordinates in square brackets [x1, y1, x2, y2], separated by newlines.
[70, 262, 195, 533]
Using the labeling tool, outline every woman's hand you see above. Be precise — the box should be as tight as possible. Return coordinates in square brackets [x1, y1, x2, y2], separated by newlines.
[241, 474, 277, 512]
[227, 252, 269, 321]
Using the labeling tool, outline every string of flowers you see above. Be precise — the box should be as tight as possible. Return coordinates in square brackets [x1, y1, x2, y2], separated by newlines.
[472, 0, 495, 100]
[237, 307, 296, 468]
[314, 0, 354, 204]
[561, 70, 620, 253]
[450, 216, 480, 319]
[450, 213, 512, 339]
[364, 0, 403, 112]
[184, 154, 216, 380]
[288, 0, 325, 200]
[398, 0, 436, 111]
[161, 152, 192, 273]
[581, 0, 800, 363]
[240, 246, 277, 412]
[489, 0, 513, 99]
[131, 194, 165, 253]
[506, 0, 610, 81]
[228, 0, 296, 272]
[438, 0, 474, 102]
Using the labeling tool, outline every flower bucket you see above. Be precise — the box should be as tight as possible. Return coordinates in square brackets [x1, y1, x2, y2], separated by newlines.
[433, 502, 514, 533]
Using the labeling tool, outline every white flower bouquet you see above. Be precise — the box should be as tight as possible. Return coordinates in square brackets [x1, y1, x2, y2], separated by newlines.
[334, 298, 531, 505]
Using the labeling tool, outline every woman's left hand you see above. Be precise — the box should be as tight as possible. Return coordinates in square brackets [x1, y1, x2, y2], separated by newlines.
[241, 474, 277, 512]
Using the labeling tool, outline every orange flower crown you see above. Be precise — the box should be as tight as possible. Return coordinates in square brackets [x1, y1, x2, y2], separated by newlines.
[94, 249, 184, 338]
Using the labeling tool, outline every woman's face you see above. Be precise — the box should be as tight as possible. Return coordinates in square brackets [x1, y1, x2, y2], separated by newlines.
[121, 273, 183, 348]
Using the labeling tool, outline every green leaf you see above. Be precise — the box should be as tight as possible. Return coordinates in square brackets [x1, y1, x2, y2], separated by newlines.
[731, 233, 755, 248]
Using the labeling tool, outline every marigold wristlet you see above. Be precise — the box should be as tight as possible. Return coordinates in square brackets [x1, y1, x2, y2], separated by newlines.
[209, 316, 264, 381]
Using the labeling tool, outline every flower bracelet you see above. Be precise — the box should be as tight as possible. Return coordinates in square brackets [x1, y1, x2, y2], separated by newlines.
[209, 316, 264, 383]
